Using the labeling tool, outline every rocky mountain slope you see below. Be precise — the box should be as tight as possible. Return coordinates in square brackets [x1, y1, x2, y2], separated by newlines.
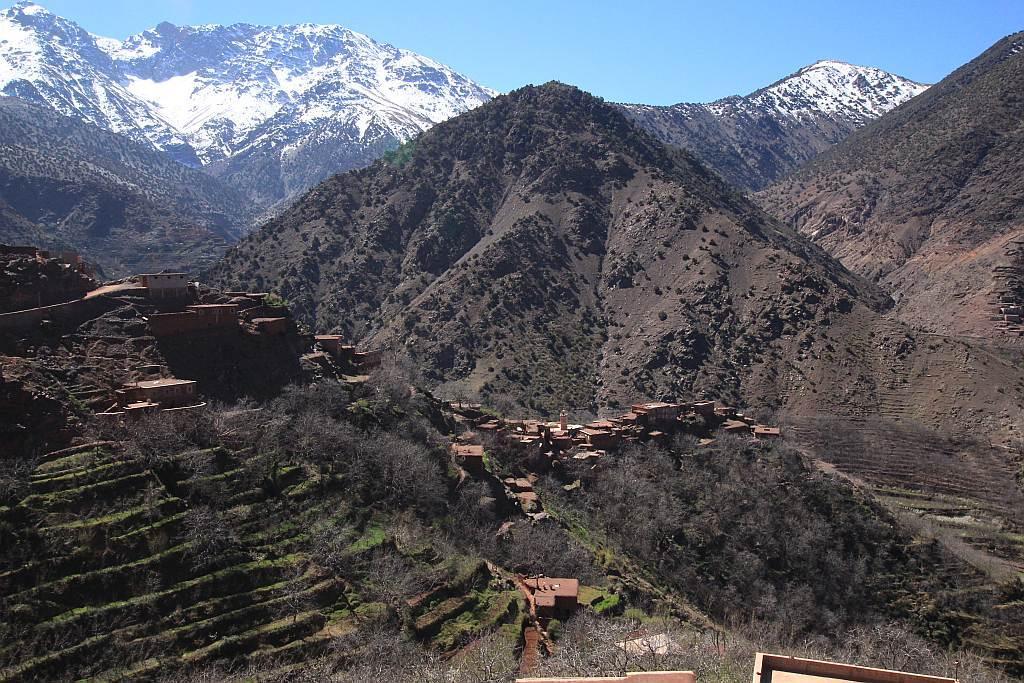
[207, 83, 1024, 436]
[0, 96, 253, 276]
[758, 32, 1024, 339]
[0, 2, 494, 208]
[620, 61, 928, 193]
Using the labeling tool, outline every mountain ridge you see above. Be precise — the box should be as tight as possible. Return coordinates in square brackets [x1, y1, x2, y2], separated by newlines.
[619, 60, 928, 192]
[0, 1, 494, 207]
[0, 95, 253, 275]
[206, 82, 1024, 437]
[757, 30, 1024, 339]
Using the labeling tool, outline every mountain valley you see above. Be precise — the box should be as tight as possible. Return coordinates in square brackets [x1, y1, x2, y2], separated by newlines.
[1, 6, 1023, 683]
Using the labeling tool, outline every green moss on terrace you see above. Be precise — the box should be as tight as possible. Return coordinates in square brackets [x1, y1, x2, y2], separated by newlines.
[0, 435, 532, 681]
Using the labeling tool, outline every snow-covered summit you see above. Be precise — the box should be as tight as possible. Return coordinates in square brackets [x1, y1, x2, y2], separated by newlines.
[618, 61, 929, 192]
[734, 59, 929, 123]
[0, 3, 495, 170]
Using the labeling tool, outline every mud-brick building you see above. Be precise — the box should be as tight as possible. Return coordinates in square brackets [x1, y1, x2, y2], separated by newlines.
[753, 425, 782, 440]
[117, 378, 198, 408]
[148, 304, 239, 336]
[580, 427, 618, 450]
[451, 443, 485, 475]
[251, 317, 289, 335]
[139, 273, 189, 299]
[631, 402, 681, 424]
[523, 577, 579, 619]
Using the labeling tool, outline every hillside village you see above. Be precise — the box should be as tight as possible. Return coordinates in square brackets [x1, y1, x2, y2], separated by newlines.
[0, 244, 383, 424]
[6, 243, 959, 683]
[3, 11, 1024, 681]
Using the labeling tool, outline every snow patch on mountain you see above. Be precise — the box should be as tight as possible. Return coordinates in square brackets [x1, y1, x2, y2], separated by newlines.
[647, 60, 927, 128]
[741, 60, 929, 124]
[0, 2, 495, 169]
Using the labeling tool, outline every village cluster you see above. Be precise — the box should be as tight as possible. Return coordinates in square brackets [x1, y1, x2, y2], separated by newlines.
[0, 248, 379, 418]
[97, 271, 382, 418]
[450, 398, 781, 505]
[447, 397, 784, 674]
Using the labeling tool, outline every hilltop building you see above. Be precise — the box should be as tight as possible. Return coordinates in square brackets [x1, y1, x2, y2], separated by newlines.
[138, 272, 189, 299]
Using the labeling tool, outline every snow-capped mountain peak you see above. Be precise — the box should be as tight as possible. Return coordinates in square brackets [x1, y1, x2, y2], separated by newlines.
[745, 59, 929, 123]
[618, 60, 929, 192]
[0, 3, 495, 181]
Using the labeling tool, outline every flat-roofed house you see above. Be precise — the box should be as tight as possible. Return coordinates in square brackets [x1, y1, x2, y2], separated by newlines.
[451, 443, 485, 475]
[523, 577, 579, 619]
[118, 378, 198, 408]
[693, 401, 716, 418]
[631, 402, 680, 424]
[753, 425, 782, 440]
[251, 317, 289, 335]
[186, 304, 239, 328]
[139, 273, 189, 299]
[751, 652, 957, 683]
[315, 335, 345, 356]
[580, 428, 618, 450]
[722, 419, 752, 435]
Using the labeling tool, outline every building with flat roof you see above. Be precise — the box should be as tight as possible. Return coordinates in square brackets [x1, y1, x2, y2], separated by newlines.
[722, 419, 751, 434]
[753, 426, 782, 440]
[451, 443, 485, 475]
[139, 273, 189, 299]
[251, 317, 288, 335]
[631, 402, 681, 423]
[117, 378, 198, 409]
[522, 577, 579, 619]
[752, 653, 957, 683]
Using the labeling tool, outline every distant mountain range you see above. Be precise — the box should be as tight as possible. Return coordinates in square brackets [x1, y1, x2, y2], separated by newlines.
[621, 60, 928, 192]
[0, 1, 940, 277]
[0, 96, 252, 276]
[759, 31, 1024, 339]
[0, 1, 494, 209]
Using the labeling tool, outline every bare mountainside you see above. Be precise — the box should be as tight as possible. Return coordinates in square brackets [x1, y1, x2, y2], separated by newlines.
[0, 97, 253, 276]
[208, 84, 1024, 436]
[758, 32, 1024, 340]
[620, 61, 928, 193]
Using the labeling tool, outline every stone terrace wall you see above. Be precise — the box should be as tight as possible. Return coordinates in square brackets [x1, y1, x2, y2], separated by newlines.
[0, 296, 117, 332]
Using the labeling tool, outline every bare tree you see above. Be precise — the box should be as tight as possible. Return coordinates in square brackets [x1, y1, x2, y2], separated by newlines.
[180, 506, 238, 572]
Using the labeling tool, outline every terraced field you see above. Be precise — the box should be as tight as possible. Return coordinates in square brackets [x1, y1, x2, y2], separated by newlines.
[0, 442, 524, 681]
[787, 417, 1024, 673]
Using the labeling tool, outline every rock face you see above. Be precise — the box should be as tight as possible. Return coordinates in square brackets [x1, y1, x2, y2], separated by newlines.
[758, 32, 1024, 339]
[620, 60, 928, 193]
[0, 97, 252, 276]
[0, 2, 494, 208]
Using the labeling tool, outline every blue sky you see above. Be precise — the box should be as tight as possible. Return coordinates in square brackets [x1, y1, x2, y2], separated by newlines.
[34, 0, 1024, 105]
